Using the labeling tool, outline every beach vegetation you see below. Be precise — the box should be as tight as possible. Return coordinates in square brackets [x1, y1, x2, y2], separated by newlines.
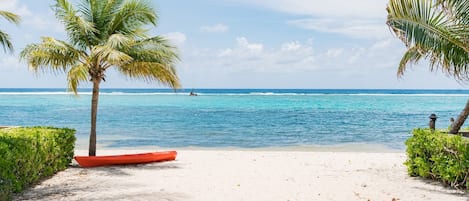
[20, 0, 180, 156]
[387, 0, 469, 133]
[405, 129, 469, 190]
[0, 127, 76, 200]
[0, 10, 20, 53]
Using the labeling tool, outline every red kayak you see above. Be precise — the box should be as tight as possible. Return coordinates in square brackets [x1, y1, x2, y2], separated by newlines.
[74, 151, 177, 168]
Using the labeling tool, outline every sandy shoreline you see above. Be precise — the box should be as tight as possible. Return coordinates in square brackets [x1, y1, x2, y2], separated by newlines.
[15, 150, 467, 201]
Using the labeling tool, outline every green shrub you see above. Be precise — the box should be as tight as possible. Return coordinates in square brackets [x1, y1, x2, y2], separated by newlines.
[0, 127, 76, 200]
[405, 128, 469, 190]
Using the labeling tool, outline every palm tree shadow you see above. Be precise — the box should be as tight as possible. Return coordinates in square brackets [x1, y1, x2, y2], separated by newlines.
[15, 184, 188, 201]
[70, 160, 181, 176]
[15, 161, 183, 200]
[410, 177, 468, 200]
[14, 185, 90, 201]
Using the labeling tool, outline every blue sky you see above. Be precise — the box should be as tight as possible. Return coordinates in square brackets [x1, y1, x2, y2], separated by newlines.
[0, 0, 465, 89]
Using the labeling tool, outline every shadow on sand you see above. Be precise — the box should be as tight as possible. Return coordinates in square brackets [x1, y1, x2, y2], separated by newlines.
[410, 177, 468, 200]
[70, 161, 181, 176]
[14, 162, 183, 201]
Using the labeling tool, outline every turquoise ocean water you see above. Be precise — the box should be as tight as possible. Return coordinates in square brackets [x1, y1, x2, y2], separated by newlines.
[0, 88, 468, 150]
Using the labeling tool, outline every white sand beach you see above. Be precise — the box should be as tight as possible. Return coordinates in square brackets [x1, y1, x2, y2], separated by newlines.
[15, 150, 467, 201]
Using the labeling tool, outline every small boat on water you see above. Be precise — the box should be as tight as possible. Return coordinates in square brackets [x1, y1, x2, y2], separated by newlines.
[74, 151, 177, 168]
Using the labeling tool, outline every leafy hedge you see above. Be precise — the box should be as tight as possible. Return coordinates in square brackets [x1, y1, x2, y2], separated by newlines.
[0, 127, 76, 200]
[405, 129, 469, 190]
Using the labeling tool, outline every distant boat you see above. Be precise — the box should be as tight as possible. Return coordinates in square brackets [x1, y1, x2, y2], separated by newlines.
[189, 90, 198, 96]
[74, 151, 177, 168]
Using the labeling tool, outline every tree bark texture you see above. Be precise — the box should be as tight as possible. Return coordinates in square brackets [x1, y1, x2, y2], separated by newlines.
[89, 78, 100, 156]
[449, 98, 469, 134]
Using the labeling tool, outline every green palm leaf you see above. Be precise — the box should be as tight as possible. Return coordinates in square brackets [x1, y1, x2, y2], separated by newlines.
[397, 46, 424, 77]
[20, 37, 82, 73]
[67, 63, 89, 93]
[54, 0, 98, 49]
[0, 10, 21, 53]
[118, 61, 180, 88]
[387, 0, 469, 80]
[107, 0, 157, 38]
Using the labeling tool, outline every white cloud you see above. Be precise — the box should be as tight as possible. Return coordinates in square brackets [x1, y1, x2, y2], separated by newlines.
[326, 48, 344, 58]
[163, 32, 187, 46]
[236, 37, 263, 53]
[281, 41, 301, 51]
[0, 0, 31, 16]
[200, 23, 229, 33]
[217, 48, 233, 57]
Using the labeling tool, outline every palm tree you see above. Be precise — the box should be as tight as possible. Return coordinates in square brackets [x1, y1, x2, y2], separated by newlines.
[0, 10, 20, 53]
[387, 0, 469, 133]
[20, 0, 181, 156]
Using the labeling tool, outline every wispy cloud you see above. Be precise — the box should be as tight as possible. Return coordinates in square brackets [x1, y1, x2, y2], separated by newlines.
[226, 0, 389, 39]
[281, 41, 301, 51]
[200, 23, 229, 33]
[236, 37, 263, 53]
[163, 32, 187, 46]
[288, 18, 388, 39]
[0, 0, 31, 16]
[230, 0, 387, 19]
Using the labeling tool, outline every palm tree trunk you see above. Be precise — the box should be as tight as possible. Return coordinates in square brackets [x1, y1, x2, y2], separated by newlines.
[89, 79, 100, 156]
[449, 98, 469, 134]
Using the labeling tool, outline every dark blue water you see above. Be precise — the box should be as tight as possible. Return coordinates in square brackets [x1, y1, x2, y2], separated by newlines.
[0, 88, 467, 150]
[1, 88, 469, 95]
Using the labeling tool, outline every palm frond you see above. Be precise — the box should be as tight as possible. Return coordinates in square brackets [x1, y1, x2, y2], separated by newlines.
[128, 36, 180, 64]
[118, 61, 180, 88]
[397, 46, 424, 77]
[80, 0, 125, 41]
[0, 10, 20, 53]
[20, 37, 83, 73]
[78, 0, 106, 34]
[107, 33, 133, 49]
[0, 11, 21, 24]
[436, 0, 469, 25]
[387, 0, 469, 80]
[0, 30, 14, 53]
[92, 45, 133, 67]
[67, 63, 89, 94]
[115, 34, 180, 88]
[107, 0, 157, 37]
[129, 27, 150, 39]
[54, 0, 98, 48]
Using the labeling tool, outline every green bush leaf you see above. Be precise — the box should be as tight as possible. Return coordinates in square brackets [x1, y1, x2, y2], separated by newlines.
[406, 129, 469, 190]
[0, 127, 76, 200]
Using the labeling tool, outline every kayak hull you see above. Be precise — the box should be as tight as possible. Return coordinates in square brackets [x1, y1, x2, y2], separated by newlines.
[74, 151, 177, 168]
